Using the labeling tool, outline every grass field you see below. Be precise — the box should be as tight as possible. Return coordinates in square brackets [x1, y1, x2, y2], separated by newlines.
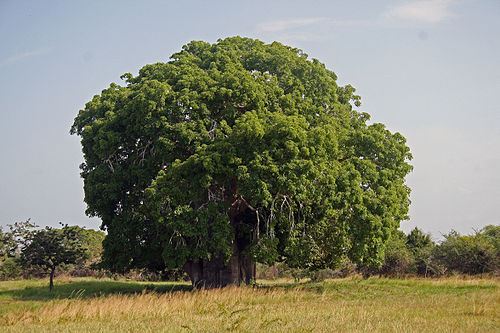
[0, 276, 498, 332]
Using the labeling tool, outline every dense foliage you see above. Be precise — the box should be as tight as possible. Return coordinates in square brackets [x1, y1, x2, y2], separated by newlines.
[71, 37, 413, 285]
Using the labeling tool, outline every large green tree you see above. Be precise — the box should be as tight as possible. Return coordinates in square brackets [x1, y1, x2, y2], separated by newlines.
[71, 37, 412, 287]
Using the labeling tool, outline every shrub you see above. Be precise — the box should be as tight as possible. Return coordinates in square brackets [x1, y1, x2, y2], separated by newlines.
[433, 230, 498, 275]
[379, 230, 412, 277]
[0, 257, 22, 280]
[405, 228, 436, 276]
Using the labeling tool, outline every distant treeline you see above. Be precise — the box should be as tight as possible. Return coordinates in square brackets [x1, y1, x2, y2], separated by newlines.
[259, 225, 500, 281]
[361, 225, 499, 277]
[1, 221, 499, 282]
[0, 220, 105, 281]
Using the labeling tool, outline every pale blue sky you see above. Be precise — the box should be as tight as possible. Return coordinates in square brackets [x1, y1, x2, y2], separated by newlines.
[1, 0, 499, 239]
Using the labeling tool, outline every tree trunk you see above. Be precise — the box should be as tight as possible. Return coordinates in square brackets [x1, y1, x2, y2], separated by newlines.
[183, 189, 257, 288]
[183, 242, 256, 288]
[49, 267, 55, 292]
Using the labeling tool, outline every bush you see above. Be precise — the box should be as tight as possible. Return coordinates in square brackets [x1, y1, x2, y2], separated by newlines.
[480, 225, 500, 260]
[433, 230, 498, 275]
[406, 228, 436, 276]
[379, 231, 412, 277]
[0, 257, 22, 280]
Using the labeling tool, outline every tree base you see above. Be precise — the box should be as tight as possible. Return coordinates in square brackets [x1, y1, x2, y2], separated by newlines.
[183, 244, 255, 288]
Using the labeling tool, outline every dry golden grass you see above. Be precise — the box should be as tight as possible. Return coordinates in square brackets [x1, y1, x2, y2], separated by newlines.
[0, 277, 498, 332]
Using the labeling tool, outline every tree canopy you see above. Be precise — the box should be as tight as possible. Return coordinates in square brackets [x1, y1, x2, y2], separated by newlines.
[71, 37, 412, 287]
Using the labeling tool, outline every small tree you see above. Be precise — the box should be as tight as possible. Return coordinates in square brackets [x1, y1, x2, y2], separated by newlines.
[20, 225, 88, 291]
[406, 227, 435, 276]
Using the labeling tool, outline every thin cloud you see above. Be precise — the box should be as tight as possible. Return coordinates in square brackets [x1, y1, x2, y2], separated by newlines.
[255, 2, 457, 43]
[1, 47, 52, 66]
[330, 19, 376, 27]
[385, 0, 456, 23]
[270, 32, 329, 44]
[255, 17, 379, 44]
[256, 17, 328, 33]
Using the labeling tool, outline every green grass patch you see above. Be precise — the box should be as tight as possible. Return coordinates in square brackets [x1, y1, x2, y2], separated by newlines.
[0, 277, 498, 332]
[0, 278, 191, 301]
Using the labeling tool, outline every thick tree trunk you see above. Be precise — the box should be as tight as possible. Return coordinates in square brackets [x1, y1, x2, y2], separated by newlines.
[183, 186, 257, 288]
[183, 242, 256, 288]
[49, 267, 55, 292]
